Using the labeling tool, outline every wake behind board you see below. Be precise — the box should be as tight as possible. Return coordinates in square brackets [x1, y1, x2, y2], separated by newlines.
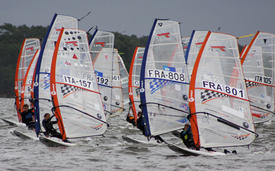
[168, 144, 225, 156]
[39, 136, 76, 147]
[122, 135, 163, 145]
[10, 128, 39, 140]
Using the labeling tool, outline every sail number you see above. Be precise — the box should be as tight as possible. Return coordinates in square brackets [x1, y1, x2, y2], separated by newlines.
[147, 69, 185, 82]
[112, 75, 120, 81]
[63, 75, 93, 89]
[255, 75, 272, 85]
[97, 76, 109, 86]
[202, 80, 245, 99]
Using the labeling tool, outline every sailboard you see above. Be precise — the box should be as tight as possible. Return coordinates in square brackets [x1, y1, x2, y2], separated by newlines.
[33, 14, 78, 136]
[1, 118, 24, 127]
[49, 28, 108, 144]
[128, 47, 145, 122]
[167, 143, 225, 156]
[188, 31, 256, 150]
[122, 135, 163, 145]
[10, 127, 39, 140]
[140, 19, 190, 137]
[39, 136, 76, 147]
[15, 38, 40, 121]
[90, 29, 123, 117]
[241, 31, 275, 123]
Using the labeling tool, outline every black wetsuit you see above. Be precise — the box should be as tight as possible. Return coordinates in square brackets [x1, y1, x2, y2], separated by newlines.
[20, 109, 35, 128]
[137, 116, 145, 135]
[180, 126, 195, 149]
[126, 115, 136, 126]
[42, 116, 62, 139]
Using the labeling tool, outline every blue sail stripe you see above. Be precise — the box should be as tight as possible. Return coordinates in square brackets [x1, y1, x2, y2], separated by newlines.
[184, 30, 195, 64]
[140, 19, 159, 137]
[144, 77, 189, 85]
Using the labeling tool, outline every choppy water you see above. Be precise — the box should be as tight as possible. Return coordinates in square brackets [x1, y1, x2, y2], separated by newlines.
[1, 97, 275, 171]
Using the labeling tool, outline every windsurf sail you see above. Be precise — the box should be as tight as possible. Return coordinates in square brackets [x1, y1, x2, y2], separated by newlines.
[111, 49, 124, 113]
[128, 47, 144, 122]
[20, 49, 40, 110]
[34, 14, 78, 135]
[90, 29, 121, 117]
[140, 19, 190, 137]
[15, 38, 40, 121]
[50, 28, 107, 140]
[188, 31, 256, 149]
[241, 31, 275, 123]
[117, 50, 130, 106]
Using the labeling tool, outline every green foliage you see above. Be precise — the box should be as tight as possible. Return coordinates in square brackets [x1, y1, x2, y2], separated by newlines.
[0, 23, 147, 97]
[113, 32, 147, 70]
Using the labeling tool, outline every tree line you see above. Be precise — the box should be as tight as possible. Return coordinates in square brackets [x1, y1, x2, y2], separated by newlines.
[0, 23, 148, 97]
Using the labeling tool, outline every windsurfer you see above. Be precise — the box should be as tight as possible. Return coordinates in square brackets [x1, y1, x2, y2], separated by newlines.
[20, 104, 35, 129]
[42, 113, 62, 139]
[126, 112, 136, 126]
[137, 111, 145, 135]
[180, 122, 196, 149]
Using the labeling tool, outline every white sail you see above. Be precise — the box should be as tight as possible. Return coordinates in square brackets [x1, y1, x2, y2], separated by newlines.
[15, 38, 40, 120]
[185, 31, 208, 77]
[50, 28, 107, 139]
[117, 50, 129, 106]
[241, 32, 275, 123]
[111, 49, 124, 113]
[90, 29, 117, 117]
[189, 32, 256, 148]
[129, 47, 144, 121]
[34, 14, 78, 134]
[140, 19, 190, 136]
[21, 49, 40, 108]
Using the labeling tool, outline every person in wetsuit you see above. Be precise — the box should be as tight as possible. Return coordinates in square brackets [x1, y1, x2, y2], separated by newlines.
[20, 104, 35, 129]
[126, 112, 136, 126]
[137, 111, 145, 135]
[42, 113, 62, 139]
[180, 122, 195, 149]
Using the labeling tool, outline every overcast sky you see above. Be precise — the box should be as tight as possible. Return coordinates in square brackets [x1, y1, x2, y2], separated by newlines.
[0, 0, 274, 37]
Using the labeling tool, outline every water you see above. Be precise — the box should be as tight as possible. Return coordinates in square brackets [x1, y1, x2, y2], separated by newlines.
[1, 97, 275, 171]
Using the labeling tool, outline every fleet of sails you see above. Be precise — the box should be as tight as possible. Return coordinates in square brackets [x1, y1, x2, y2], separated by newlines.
[13, 13, 275, 153]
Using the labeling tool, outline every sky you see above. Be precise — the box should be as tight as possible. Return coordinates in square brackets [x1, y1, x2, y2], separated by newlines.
[0, 0, 274, 38]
